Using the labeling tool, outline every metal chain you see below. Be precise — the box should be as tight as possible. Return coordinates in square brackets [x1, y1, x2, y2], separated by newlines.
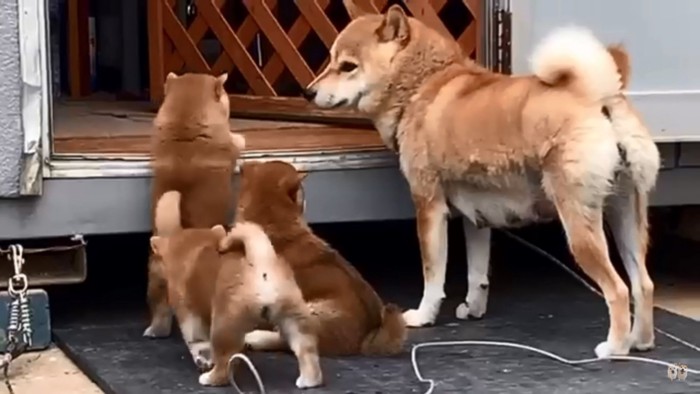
[0, 245, 33, 394]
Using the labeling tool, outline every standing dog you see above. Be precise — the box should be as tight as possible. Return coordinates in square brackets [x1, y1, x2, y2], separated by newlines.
[150, 191, 323, 389]
[144, 72, 246, 339]
[304, 1, 660, 358]
[236, 161, 406, 356]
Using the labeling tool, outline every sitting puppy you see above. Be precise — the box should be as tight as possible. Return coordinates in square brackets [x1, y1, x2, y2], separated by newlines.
[235, 160, 406, 356]
[150, 190, 323, 389]
[145, 72, 246, 339]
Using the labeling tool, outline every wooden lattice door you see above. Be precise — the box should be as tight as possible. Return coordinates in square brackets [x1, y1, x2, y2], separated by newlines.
[148, 0, 483, 123]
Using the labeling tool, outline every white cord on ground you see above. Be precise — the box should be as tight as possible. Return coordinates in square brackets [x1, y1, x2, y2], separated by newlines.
[410, 229, 700, 394]
[228, 353, 266, 394]
[412, 340, 700, 394]
[226, 228, 700, 394]
[500, 229, 700, 352]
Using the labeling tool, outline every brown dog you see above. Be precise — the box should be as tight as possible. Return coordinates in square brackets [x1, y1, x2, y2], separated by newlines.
[305, 2, 661, 358]
[235, 160, 406, 356]
[144, 72, 246, 338]
[150, 191, 323, 389]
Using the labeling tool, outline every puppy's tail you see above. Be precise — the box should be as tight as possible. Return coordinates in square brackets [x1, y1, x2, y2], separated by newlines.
[225, 222, 276, 267]
[360, 303, 407, 356]
[225, 222, 287, 305]
[531, 26, 626, 103]
[154, 191, 182, 235]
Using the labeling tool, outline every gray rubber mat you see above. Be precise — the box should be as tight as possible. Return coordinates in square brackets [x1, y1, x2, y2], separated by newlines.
[49, 222, 700, 393]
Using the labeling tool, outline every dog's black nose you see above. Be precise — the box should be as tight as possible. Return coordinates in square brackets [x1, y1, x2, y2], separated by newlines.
[301, 88, 316, 101]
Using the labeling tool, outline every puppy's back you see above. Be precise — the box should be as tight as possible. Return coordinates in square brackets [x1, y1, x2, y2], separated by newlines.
[150, 73, 244, 229]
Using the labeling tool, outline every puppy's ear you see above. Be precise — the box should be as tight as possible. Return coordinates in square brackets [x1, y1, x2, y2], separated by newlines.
[376, 5, 410, 44]
[280, 171, 307, 208]
[215, 73, 228, 97]
[163, 72, 179, 96]
[150, 236, 167, 256]
[343, 0, 371, 19]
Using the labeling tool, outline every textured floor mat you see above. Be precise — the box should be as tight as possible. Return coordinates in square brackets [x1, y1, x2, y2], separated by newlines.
[49, 222, 700, 393]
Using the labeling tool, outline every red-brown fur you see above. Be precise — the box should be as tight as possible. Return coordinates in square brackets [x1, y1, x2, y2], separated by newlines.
[150, 192, 322, 388]
[144, 72, 245, 339]
[236, 160, 406, 356]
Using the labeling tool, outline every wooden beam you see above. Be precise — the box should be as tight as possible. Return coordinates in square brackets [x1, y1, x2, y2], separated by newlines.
[67, 0, 91, 97]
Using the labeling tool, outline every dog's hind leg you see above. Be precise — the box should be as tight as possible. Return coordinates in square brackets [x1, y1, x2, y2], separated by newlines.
[143, 254, 173, 338]
[544, 159, 632, 357]
[456, 218, 491, 320]
[606, 188, 655, 351]
[403, 193, 450, 327]
[554, 197, 631, 357]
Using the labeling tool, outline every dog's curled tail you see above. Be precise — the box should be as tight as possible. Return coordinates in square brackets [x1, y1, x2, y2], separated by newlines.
[531, 26, 625, 103]
[225, 222, 286, 305]
[360, 303, 407, 356]
[224, 222, 276, 266]
[154, 191, 182, 235]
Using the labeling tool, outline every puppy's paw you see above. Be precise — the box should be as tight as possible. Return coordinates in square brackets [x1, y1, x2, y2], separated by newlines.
[402, 309, 435, 327]
[194, 354, 213, 372]
[455, 301, 486, 320]
[143, 324, 171, 338]
[198, 370, 226, 386]
[198, 371, 215, 386]
[594, 340, 629, 358]
[295, 373, 323, 389]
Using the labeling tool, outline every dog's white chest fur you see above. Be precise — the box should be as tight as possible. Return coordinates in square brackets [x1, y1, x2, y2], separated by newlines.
[444, 176, 556, 228]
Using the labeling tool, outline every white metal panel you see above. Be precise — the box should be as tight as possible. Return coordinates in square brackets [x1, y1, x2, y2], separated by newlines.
[17, 0, 50, 194]
[510, 0, 700, 141]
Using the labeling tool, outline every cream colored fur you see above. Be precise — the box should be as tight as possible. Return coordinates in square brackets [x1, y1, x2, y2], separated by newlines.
[308, 2, 661, 358]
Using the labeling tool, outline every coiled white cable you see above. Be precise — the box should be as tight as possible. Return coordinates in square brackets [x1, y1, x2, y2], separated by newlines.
[228, 353, 266, 394]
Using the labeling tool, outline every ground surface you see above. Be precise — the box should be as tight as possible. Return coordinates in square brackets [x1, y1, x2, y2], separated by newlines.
[3, 220, 700, 393]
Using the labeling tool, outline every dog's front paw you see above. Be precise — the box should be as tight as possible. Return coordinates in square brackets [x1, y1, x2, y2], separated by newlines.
[295, 373, 323, 389]
[402, 309, 435, 327]
[455, 301, 486, 320]
[594, 340, 630, 358]
[143, 324, 170, 338]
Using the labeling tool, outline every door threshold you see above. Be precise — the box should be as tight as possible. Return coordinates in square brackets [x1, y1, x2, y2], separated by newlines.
[45, 150, 398, 179]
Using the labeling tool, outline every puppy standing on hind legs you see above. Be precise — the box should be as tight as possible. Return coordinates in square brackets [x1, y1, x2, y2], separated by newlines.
[143, 71, 246, 339]
[307, 1, 660, 358]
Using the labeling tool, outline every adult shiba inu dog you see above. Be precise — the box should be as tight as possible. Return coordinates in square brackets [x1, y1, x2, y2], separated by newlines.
[304, 1, 661, 358]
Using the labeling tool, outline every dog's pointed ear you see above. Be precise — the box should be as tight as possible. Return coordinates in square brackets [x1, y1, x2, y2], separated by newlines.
[343, 0, 370, 19]
[215, 73, 228, 98]
[376, 5, 410, 44]
[279, 171, 307, 206]
[150, 236, 167, 256]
